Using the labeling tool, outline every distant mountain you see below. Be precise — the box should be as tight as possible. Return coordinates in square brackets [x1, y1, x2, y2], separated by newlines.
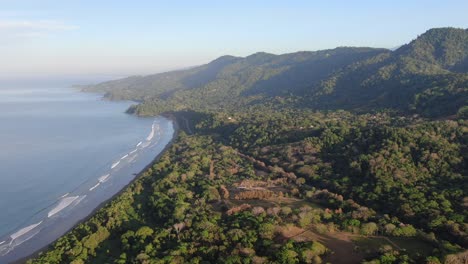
[83, 47, 384, 100]
[83, 27, 468, 117]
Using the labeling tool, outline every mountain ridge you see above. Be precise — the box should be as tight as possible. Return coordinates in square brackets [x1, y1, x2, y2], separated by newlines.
[82, 27, 468, 117]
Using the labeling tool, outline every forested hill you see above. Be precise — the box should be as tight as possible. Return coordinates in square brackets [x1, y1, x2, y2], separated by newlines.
[81, 46, 386, 102]
[312, 27, 468, 116]
[82, 27, 468, 118]
[29, 28, 468, 264]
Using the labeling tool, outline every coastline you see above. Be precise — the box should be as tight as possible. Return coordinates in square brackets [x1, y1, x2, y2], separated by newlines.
[13, 115, 180, 264]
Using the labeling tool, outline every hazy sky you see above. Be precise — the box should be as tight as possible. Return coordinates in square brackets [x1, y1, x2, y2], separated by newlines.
[0, 0, 467, 79]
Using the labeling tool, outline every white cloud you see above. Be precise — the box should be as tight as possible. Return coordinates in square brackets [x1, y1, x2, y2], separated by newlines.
[0, 19, 78, 41]
[0, 19, 78, 31]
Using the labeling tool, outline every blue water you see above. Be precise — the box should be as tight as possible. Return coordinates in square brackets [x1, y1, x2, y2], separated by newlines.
[0, 85, 174, 262]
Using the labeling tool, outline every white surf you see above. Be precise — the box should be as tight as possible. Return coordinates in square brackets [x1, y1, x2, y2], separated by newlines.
[10, 221, 42, 240]
[146, 123, 155, 141]
[89, 182, 100, 191]
[98, 174, 110, 183]
[111, 160, 120, 169]
[47, 196, 79, 218]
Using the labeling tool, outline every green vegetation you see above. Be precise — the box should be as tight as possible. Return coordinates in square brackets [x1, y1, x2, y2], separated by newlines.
[29, 28, 467, 263]
[28, 109, 467, 263]
[84, 28, 468, 118]
[29, 134, 335, 263]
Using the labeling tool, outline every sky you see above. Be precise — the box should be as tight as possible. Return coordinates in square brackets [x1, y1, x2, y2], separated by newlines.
[0, 0, 467, 80]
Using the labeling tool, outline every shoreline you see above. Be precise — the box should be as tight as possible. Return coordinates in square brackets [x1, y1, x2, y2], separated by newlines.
[13, 115, 180, 264]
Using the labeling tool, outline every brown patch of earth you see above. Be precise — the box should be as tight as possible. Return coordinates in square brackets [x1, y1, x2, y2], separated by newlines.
[292, 229, 364, 264]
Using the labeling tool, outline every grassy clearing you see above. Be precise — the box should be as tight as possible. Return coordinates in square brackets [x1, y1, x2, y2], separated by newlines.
[228, 196, 323, 210]
[352, 236, 435, 258]
[228, 199, 278, 208]
[391, 237, 434, 256]
[283, 198, 323, 209]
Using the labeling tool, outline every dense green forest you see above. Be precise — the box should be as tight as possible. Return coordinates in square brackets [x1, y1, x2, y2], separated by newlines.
[29, 28, 467, 263]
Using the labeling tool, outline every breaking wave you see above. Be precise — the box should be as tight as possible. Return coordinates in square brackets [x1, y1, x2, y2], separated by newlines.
[146, 123, 155, 141]
[0, 221, 43, 256]
[48, 196, 83, 218]
[89, 182, 100, 191]
[136, 141, 142, 147]
[10, 221, 42, 240]
[141, 141, 151, 148]
[98, 174, 110, 183]
[127, 154, 138, 163]
[111, 160, 120, 169]
[120, 154, 129, 160]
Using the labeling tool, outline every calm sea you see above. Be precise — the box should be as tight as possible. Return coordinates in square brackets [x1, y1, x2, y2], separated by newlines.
[0, 83, 174, 262]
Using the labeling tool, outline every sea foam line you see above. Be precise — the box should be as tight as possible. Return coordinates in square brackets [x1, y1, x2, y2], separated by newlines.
[127, 154, 138, 163]
[136, 141, 142, 147]
[2, 221, 43, 256]
[146, 123, 155, 141]
[89, 182, 100, 191]
[120, 154, 129, 160]
[129, 149, 138, 155]
[140, 141, 151, 148]
[48, 196, 79, 218]
[111, 160, 120, 169]
[98, 174, 110, 183]
[10, 221, 42, 240]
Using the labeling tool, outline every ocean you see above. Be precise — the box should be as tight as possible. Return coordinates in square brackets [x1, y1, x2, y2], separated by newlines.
[0, 83, 174, 262]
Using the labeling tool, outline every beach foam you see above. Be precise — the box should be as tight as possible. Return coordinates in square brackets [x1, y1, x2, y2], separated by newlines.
[48, 196, 79, 218]
[127, 154, 138, 163]
[146, 123, 155, 141]
[0, 221, 43, 256]
[120, 154, 129, 160]
[10, 221, 42, 240]
[89, 182, 100, 191]
[129, 149, 138, 155]
[0, 243, 8, 256]
[136, 141, 142, 147]
[111, 160, 120, 169]
[141, 141, 151, 148]
[98, 174, 110, 183]
[60, 192, 69, 198]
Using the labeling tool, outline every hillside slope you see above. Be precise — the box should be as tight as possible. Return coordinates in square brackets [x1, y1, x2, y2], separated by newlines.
[83, 28, 468, 117]
[82, 47, 385, 102]
[310, 28, 468, 116]
[28, 28, 468, 264]
[82, 28, 468, 118]
[149, 48, 387, 113]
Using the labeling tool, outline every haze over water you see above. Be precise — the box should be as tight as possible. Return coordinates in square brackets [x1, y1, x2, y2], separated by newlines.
[0, 82, 174, 262]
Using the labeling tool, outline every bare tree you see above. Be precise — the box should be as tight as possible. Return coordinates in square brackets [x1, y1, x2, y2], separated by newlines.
[174, 222, 186, 240]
